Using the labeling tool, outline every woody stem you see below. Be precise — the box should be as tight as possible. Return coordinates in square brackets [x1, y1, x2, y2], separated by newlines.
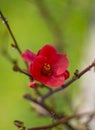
[0, 11, 22, 54]
[41, 61, 95, 100]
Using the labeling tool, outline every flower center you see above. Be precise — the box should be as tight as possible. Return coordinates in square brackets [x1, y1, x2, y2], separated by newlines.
[41, 63, 52, 76]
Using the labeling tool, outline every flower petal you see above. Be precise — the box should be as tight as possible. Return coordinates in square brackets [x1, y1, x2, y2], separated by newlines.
[44, 74, 65, 87]
[51, 54, 69, 75]
[44, 70, 70, 87]
[63, 70, 70, 80]
[29, 55, 50, 82]
[21, 49, 36, 62]
[38, 44, 57, 58]
[21, 44, 70, 88]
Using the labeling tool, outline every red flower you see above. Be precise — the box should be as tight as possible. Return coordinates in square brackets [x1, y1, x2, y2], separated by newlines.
[21, 45, 69, 87]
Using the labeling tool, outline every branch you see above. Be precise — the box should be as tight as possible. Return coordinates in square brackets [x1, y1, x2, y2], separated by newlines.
[23, 94, 64, 119]
[13, 63, 32, 78]
[0, 10, 22, 54]
[41, 61, 95, 100]
[0, 10, 29, 70]
[24, 93, 79, 130]
[16, 111, 95, 130]
[1, 42, 31, 78]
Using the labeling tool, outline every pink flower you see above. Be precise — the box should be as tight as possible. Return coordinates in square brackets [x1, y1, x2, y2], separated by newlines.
[21, 45, 69, 87]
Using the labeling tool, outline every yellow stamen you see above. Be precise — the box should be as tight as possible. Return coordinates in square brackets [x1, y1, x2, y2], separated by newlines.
[41, 63, 52, 76]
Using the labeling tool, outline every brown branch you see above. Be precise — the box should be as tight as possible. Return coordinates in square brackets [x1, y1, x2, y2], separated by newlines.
[1, 43, 31, 78]
[40, 61, 95, 100]
[0, 10, 29, 73]
[0, 10, 22, 54]
[13, 63, 32, 78]
[23, 94, 64, 119]
[25, 111, 95, 130]
[24, 93, 78, 130]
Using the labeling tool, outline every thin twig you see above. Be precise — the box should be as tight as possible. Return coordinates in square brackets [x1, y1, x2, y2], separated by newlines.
[1, 42, 31, 78]
[0, 11, 22, 54]
[24, 93, 78, 130]
[23, 94, 64, 119]
[13, 63, 32, 78]
[41, 61, 95, 100]
[0, 11, 28, 69]
[26, 111, 95, 130]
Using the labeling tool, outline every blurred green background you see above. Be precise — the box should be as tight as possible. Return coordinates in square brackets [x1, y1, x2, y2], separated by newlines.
[0, 0, 94, 129]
